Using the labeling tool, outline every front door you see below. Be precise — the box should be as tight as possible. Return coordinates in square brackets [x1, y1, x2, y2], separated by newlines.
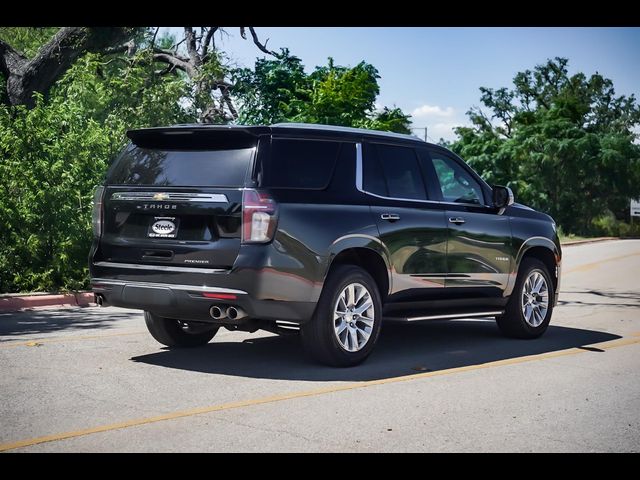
[426, 148, 512, 292]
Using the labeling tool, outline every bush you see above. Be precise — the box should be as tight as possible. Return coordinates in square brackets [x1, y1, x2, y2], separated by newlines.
[591, 211, 640, 237]
[0, 53, 190, 293]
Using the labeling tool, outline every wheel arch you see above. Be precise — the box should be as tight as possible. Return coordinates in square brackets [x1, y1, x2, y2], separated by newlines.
[512, 237, 560, 295]
[324, 242, 391, 303]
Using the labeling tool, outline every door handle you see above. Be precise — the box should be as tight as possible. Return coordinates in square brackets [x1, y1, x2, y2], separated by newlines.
[448, 217, 466, 225]
[381, 213, 401, 222]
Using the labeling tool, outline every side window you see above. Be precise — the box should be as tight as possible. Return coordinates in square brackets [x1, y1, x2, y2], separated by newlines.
[376, 144, 427, 201]
[362, 143, 387, 196]
[264, 139, 340, 189]
[430, 152, 484, 205]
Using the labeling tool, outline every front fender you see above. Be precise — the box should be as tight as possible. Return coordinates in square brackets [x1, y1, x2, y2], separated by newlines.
[504, 236, 561, 297]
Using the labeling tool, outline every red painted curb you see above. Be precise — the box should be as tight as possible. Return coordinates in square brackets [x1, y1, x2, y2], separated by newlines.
[0, 292, 95, 312]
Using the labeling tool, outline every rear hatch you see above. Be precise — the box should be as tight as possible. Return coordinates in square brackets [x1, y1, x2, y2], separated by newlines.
[98, 127, 263, 270]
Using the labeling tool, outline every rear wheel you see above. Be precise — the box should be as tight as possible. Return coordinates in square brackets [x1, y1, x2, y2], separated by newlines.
[144, 311, 218, 347]
[301, 265, 382, 367]
[496, 258, 554, 339]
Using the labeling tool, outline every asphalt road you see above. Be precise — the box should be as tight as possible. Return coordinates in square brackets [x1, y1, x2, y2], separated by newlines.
[1, 239, 639, 452]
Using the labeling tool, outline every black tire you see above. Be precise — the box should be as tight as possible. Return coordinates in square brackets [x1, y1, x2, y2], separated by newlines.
[144, 311, 218, 347]
[496, 258, 554, 339]
[301, 265, 383, 367]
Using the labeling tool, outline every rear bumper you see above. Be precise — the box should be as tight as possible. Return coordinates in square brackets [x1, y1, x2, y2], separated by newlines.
[91, 277, 316, 324]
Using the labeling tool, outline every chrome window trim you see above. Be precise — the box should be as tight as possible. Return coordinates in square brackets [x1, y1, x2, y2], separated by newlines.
[111, 192, 229, 203]
[93, 261, 229, 274]
[91, 278, 247, 295]
[355, 142, 493, 209]
[355, 143, 363, 191]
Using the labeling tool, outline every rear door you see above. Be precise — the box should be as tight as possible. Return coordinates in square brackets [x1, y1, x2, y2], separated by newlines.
[98, 130, 259, 270]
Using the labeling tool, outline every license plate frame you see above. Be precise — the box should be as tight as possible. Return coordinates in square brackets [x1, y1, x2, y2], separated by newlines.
[147, 216, 180, 239]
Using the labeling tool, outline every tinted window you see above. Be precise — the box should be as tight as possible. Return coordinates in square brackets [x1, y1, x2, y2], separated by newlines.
[109, 145, 253, 186]
[376, 144, 427, 200]
[264, 139, 340, 189]
[430, 153, 484, 205]
[362, 143, 387, 196]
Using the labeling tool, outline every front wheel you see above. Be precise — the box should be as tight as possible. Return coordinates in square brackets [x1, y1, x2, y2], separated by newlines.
[496, 258, 554, 339]
[301, 265, 383, 367]
[144, 311, 219, 347]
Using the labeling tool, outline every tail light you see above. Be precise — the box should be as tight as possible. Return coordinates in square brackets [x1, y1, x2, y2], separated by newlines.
[242, 189, 277, 243]
[91, 186, 105, 238]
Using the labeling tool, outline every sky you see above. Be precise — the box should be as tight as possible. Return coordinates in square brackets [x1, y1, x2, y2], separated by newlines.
[165, 27, 640, 142]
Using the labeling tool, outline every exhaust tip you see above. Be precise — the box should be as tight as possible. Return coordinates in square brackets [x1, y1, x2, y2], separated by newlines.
[226, 306, 247, 320]
[210, 305, 226, 320]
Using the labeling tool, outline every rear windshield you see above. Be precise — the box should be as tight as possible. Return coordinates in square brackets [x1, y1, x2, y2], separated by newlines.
[108, 144, 254, 187]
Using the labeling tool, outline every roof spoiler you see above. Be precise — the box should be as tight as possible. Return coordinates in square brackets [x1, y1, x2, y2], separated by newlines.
[127, 125, 269, 149]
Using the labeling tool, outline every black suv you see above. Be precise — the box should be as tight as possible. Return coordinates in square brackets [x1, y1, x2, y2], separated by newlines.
[90, 123, 561, 367]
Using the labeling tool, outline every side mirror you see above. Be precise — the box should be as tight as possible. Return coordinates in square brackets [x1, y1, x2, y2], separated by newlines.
[492, 185, 514, 209]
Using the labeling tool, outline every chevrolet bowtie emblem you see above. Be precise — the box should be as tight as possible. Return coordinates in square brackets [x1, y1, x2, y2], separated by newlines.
[153, 193, 169, 200]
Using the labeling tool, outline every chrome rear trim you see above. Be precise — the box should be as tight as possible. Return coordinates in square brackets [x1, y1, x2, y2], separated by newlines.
[93, 261, 228, 274]
[111, 192, 229, 203]
[91, 278, 247, 295]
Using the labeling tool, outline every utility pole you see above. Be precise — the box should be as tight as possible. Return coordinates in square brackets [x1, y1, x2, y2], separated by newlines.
[411, 127, 428, 142]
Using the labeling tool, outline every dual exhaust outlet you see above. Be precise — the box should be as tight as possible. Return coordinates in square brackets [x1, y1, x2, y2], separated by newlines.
[210, 305, 247, 321]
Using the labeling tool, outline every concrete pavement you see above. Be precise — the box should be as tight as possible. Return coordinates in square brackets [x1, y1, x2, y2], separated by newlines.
[1, 239, 639, 452]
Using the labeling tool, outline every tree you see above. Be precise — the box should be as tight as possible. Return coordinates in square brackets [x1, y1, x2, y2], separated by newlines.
[232, 51, 412, 133]
[0, 48, 191, 293]
[359, 107, 412, 135]
[450, 57, 640, 235]
[232, 49, 310, 125]
[0, 26, 280, 122]
[0, 27, 139, 107]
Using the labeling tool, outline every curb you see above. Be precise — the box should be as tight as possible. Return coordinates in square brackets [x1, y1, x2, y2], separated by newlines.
[561, 237, 618, 247]
[0, 292, 95, 313]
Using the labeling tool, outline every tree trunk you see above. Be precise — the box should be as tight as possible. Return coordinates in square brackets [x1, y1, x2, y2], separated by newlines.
[1, 27, 135, 108]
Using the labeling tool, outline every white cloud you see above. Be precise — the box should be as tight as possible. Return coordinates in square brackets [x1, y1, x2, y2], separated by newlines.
[411, 104, 456, 120]
[407, 103, 467, 143]
[429, 123, 461, 143]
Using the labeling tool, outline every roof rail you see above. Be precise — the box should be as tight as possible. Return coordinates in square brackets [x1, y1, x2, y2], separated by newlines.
[271, 122, 425, 143]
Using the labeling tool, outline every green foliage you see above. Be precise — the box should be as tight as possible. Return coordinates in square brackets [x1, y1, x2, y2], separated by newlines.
[233, 49, 310, 124]
[233, 50, 412, 133]
[0, 27, 59, 58]
[591, 211, 640, 237]
[450, 57, 640, 235]
[0, 51, 191, 293]
[357, 107, 412, 135]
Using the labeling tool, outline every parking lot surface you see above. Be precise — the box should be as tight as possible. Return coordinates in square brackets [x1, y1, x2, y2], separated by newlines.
[1, 239, 639, 452]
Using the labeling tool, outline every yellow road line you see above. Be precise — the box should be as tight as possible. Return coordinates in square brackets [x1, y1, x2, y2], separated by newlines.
[563, 252, 640, 275]
[0, 331, 146, 348]
[2, 335, 639, 452]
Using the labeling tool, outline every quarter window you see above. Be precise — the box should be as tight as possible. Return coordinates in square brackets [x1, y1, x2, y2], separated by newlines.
[263, 139, 340, 189]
